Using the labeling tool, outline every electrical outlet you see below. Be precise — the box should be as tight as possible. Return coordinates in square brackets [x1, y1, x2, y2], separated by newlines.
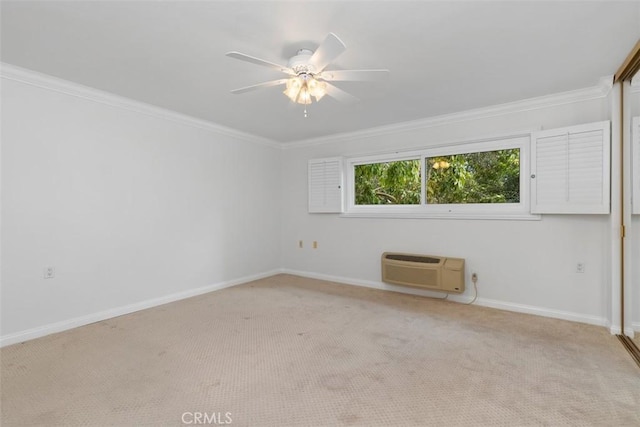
[43, 266, 55, 279]
[576, 263, 585, 273]
[471, 273, 478, 282]
[298, 240, 303, 249]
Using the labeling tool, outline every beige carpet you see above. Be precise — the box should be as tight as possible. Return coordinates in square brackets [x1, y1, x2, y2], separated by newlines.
[1, 274, 639, 426]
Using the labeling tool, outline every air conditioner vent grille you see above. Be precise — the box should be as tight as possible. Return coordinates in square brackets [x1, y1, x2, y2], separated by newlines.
[384, 254, 441, 264]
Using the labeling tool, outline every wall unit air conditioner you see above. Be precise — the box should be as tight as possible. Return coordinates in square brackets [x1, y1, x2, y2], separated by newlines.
[381, 252, 465, 293]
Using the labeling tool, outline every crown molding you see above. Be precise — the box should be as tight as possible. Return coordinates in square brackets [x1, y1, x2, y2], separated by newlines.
[597, 74, 614, 95]
[283, 75, 615, 150]
[0, 62, 281, 149]
[2, 62, 616, 151]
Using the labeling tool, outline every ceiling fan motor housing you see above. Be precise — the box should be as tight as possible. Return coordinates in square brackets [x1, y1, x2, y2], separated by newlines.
[288, 48, 316, 75]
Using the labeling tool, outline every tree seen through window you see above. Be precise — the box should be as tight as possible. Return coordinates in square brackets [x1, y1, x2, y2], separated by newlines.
[354, 149, 520, 205]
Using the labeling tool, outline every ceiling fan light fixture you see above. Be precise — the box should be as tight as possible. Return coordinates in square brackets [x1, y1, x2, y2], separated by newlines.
[283, 76, 302, 102]
[308, 78, 327, 101]
[283, 74, 327, 104]
[298, 86, 312, 105]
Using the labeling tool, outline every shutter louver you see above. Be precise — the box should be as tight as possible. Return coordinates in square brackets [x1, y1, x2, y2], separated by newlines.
[534, 134, 568, 206]
[568, 130, 604, 205]
[308, 157, 344, 213]
[531, 121, 610, 214]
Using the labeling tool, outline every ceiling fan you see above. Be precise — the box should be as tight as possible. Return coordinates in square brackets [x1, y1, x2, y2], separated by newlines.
[226, 33, 389, 111]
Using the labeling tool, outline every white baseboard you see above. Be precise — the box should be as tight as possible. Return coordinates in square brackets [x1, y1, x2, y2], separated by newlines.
[610, 325, 622, 335]
[609, 323, 639, 337]
[2, 268, 619, 347]
[0, 270, 280, 348]
[281, 269, 609, 328]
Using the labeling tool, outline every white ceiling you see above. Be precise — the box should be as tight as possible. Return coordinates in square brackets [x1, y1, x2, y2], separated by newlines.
[2, 1, 639, 143]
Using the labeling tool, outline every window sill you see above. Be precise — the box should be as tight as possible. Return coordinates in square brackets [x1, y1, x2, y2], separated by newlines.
[340, 211, 542, 221]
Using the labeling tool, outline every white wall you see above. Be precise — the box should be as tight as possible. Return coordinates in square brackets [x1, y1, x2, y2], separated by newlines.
[280, 93, 614, 327]
[1, 72, 281, 344]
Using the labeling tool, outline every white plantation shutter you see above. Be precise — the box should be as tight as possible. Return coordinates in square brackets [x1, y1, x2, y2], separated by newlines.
[531, 121, 610, 214]
[633, 117, 640, 215]
[533, 133, 568, 208]
[308, 157, 344, 213]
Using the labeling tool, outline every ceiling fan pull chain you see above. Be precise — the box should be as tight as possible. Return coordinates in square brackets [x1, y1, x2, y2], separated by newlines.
[304, 107, 308, 118]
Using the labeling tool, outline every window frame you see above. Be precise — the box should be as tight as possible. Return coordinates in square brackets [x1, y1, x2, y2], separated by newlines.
[344, 134, 538, 220]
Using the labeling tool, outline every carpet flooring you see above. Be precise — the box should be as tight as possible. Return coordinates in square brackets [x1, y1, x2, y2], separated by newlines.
[1, 274, 639, 426]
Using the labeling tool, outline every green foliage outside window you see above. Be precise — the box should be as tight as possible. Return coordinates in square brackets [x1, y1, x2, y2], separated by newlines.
[427, 149, 520, 204]
[354, 159, 421, 205]
[354, 149, 520, 205]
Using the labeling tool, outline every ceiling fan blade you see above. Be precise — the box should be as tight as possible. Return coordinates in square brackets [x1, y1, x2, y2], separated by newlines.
[324, 82, 360, 104]
[319, 69, 390, 82]
[226, 51, 294, 75]
[309, 33, 347, 73]
[230, 79, 289, 94]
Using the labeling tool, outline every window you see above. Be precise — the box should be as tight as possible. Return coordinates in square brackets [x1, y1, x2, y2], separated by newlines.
[426, 149, 520, 205]
[310, 123, 608, 218]
[345, 134, 534, 219]
[354, 158, 421, 205]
